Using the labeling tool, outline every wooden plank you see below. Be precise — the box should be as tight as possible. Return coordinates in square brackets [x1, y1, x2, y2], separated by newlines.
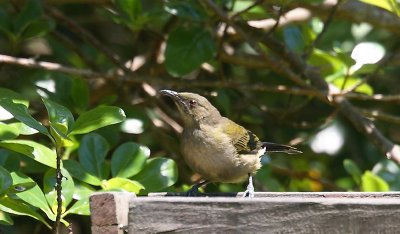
[148, 191, 400, 198]
[128, 192, 400, 233]
[89, 192, 136, 234]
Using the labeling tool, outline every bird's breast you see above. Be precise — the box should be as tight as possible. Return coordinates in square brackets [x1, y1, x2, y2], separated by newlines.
[181, 126, 261, 183]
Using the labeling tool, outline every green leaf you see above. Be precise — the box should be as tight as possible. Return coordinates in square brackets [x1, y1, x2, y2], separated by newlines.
[308, 49, 345, 77]
[10, 172, 56, 221]
[115, 0, 142, 20]
[8, 122, 38, 135]
[0, 196, 50, 229]
[78, 133, 110, 180]
[343, 159, 362, 185]
[0, 140, 57, 168]
[43, 168, 74, 213]
[72, 182, 95, 200]
[50, 125, 74, 148]
[165, 26, 216, 76]
[0, 166, 12, 196]
[283, 26, 305, 52]
[164, 0, 207, 21]
[103, 177, 143, 194]
[42, 98, 74, 134]
[359, 0, 400, 16]
[132, 157, 178, 194]
[69, 106, 126, 135]
[0, 210, 13, 225]
[0, 9, 12, 35]
[42, 98, 74, 147]
[0, 122, 19, 140]
[111, 142, 150, 178]
[4, 182, 36, 195]
[0, 98, 49, 137]
[0, 149, 21, 172]
[71, 77, 89, 112]
[332, 77, 374, 95]
[64, 197, 90, 216]
[361, 171, 390, 192]
[373, 160, 400, 190]
[14, 0, 43, 35]
[0, 88, 29, 107]
[63, 160, 102, 186]
[20, 19, 55, 40]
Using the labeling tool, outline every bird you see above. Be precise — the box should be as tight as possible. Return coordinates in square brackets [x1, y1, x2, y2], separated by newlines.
[159, 90, 301, 197]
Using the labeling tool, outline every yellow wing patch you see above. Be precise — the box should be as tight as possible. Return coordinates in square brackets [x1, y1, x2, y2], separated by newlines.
[222, 119, 261, 154]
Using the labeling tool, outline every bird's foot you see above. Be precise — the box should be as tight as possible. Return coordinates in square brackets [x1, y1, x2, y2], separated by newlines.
[242, 173, 254, 198]
[186, 181, 208, 197]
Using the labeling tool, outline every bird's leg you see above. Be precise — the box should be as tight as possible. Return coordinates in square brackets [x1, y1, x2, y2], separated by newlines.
[242, 173, 255, 198]
[186, 180, 209, 196]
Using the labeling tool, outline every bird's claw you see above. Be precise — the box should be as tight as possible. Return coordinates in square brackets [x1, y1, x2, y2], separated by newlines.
[242, 173, 255, 198]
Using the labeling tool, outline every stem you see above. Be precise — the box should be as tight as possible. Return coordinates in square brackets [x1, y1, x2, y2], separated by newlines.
[52, 146, 63, 234]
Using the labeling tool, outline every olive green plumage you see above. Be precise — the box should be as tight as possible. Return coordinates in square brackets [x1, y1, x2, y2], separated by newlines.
[160, 90, 301, 196]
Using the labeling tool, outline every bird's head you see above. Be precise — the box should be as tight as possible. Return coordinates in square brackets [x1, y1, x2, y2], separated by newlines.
[160, 90, 221, 127]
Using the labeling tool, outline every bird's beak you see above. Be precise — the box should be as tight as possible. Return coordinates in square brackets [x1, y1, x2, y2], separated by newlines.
[159, 90, 179, 100]
[160, 90, 188, 113]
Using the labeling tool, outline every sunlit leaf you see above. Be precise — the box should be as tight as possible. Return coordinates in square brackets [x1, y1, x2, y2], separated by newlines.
[332, 77, 373, 95]
[103, 177, 143, 194]
[359, 0, 400, 16]
[0, 140, 57, 168]
[64, 197, 90, 216]
[372, 160, 400, 190]
[0, 196, 50, 228]
[361, 171, 390, 192]
[0, 99, 49, 137]
[8, 122, 38, 135]
[0, 210, 13, 225]
[0, 122, 19, 140]
[42, 98, 74, 134]
[69, 106, 126, 135]
[0, 88, 29, 107]
[10, 172, 56, 221]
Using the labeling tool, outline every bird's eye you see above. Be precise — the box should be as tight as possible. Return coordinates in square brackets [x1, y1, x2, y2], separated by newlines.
[189, 100, 197, 107]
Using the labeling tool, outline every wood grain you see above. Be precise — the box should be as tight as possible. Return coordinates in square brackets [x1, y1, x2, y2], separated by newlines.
[128, 192, 400, 233]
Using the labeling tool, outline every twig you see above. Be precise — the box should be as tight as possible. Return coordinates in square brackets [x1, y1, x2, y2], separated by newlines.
[358, 108, 400, 124]
[267, 5, 283, 35]
[302, 0, 341, 60]
[201, 0, 400, 166]
[343, 93, 400, 102]
[52, 147, 63, 234]
[0, 54, 325, 98]
[49, 31, 102, 72]
[298, 0, 400, 35]
[43, 4, 129, 73]
[202, 0, 311, 89]
[231, 0, 264, 19]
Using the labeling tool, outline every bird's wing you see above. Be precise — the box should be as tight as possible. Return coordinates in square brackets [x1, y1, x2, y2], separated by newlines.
[220, 118, 262, 154]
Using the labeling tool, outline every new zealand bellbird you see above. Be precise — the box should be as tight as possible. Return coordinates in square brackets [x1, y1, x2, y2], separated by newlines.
[160, 90, 301, 197]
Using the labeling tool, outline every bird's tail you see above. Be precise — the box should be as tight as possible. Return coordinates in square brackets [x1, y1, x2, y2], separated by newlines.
[262, 142, 302, 154]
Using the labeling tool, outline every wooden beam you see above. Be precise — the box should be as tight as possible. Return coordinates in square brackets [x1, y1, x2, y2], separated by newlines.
[128, 192, 400, 233]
